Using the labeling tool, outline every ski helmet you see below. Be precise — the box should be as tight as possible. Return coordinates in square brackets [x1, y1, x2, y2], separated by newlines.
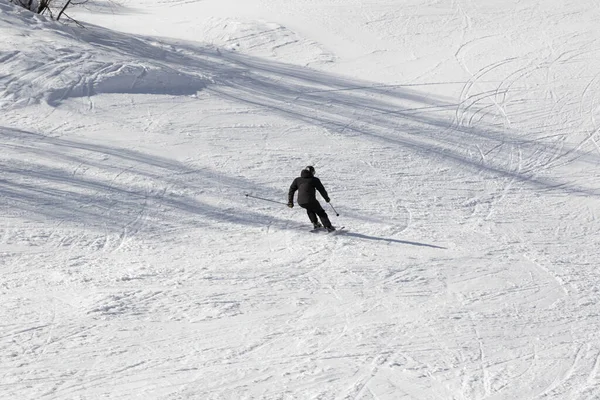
[305, 166, 315, 175]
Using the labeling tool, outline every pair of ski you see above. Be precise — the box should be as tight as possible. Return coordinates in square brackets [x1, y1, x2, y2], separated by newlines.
[310, 226, 345, 234]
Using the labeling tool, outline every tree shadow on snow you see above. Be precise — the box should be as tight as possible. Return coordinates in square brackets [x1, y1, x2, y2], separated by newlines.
[63, 22, 600, 198]
[202, 51, 600, 197]
[34, 22, 600, 200]
[0, 126, 290, 233]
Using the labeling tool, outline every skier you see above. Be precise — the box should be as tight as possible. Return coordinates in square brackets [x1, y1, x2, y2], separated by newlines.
[288, 166, 336, 232]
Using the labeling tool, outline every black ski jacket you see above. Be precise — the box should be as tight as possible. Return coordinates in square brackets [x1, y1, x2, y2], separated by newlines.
[288, 169, 330, 206]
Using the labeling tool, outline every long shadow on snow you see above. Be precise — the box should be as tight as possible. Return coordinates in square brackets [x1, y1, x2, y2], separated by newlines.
[206, 51, 600, 197]
[0, 127, 289, 233]
[65, 24, 600, 198]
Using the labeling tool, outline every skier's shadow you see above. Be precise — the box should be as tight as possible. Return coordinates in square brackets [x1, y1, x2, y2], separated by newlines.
[343, 232, 446, 249]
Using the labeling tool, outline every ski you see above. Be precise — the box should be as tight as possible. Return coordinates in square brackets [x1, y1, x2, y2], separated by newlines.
[310, 226, 345, 234]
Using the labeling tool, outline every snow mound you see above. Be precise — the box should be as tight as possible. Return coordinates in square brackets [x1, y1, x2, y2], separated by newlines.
[44, 62, 207, 106]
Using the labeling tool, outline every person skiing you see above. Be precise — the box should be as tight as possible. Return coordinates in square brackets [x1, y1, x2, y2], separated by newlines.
[288, 166, 336, 232]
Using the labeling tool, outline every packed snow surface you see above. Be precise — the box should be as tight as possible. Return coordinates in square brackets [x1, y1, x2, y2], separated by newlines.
[2, 0, 600, 398]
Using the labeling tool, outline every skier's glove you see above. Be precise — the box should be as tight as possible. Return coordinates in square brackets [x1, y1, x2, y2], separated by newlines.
[287, 202, 294, 208]
[325, 197, 330, 203]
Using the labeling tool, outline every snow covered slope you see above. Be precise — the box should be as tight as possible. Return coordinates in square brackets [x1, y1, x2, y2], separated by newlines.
[2, 0, 600, 398]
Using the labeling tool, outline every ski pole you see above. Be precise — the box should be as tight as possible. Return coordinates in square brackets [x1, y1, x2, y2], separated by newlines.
[245, 193, 288, 206]
[328, 202, 340, 216]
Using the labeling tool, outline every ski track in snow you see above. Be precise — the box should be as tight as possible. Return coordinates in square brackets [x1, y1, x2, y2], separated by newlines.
[2, 0, 600, 398]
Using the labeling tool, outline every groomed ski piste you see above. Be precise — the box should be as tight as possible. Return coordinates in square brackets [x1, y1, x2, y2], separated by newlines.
[2, 0, 600, 398]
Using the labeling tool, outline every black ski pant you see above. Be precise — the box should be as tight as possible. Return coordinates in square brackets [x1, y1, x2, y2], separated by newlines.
[299, 200, 332, 228]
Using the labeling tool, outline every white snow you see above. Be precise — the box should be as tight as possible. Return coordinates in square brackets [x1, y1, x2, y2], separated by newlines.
[2, 0, 600, 398]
